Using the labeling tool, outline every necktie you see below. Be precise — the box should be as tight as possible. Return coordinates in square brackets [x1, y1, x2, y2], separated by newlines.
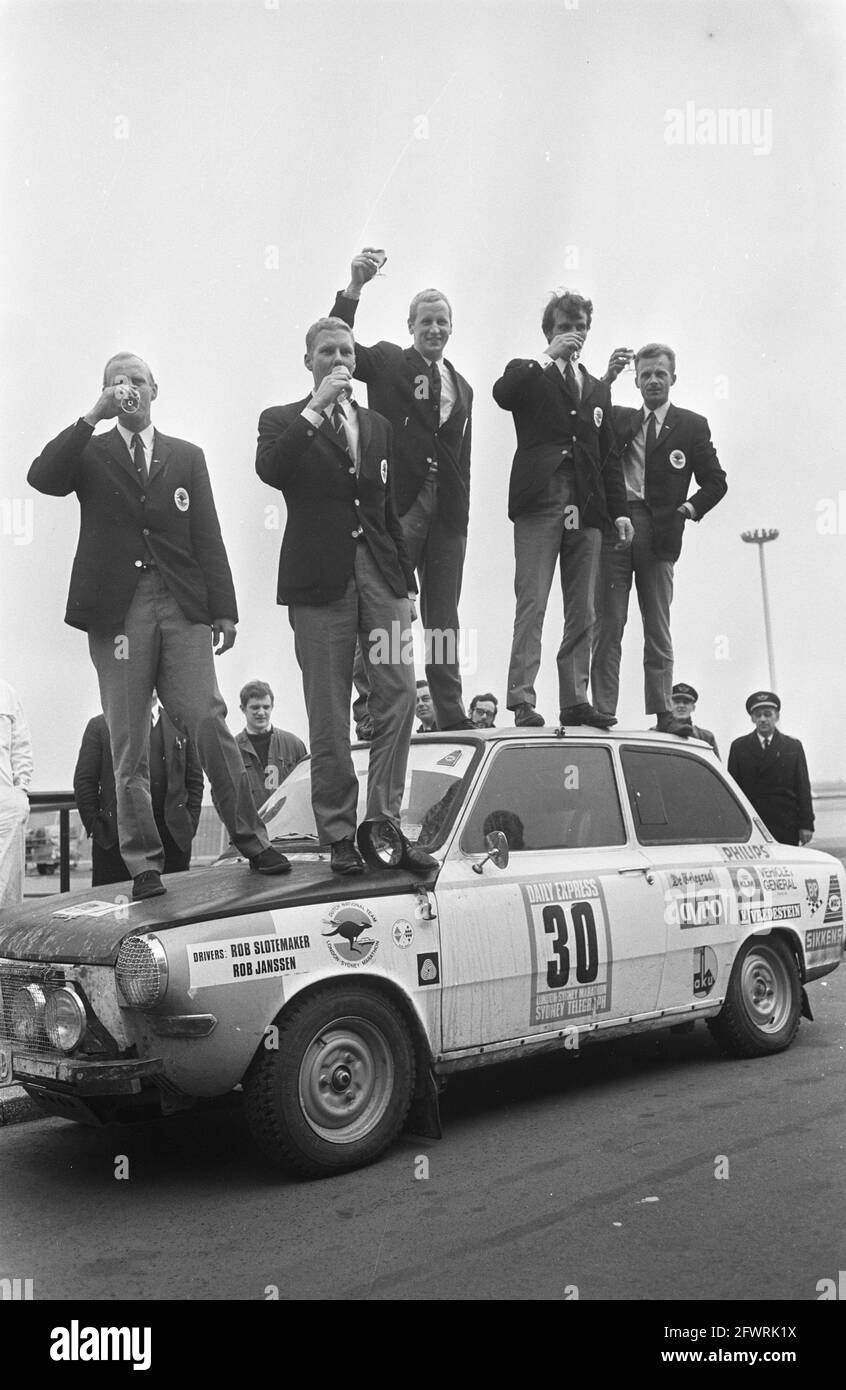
[565, 360, 580, 400]
[644, 411, 656, 465]
[132, 432, 148, 485]
[429, 360, 442, 421]
[763, 736, 770, 750]
[331, 401, 357, 471]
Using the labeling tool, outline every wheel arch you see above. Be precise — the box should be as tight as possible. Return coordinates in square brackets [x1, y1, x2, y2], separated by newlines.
[248, 972, 436, 1102]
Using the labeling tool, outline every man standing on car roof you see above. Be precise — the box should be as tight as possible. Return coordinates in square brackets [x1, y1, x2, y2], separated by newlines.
[328, 250, 474, 735]
[28, 352, 292, 901]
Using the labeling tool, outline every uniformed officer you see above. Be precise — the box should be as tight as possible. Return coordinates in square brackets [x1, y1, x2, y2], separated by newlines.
[727, 692, 814, 845]
[656, 682, 719, 755]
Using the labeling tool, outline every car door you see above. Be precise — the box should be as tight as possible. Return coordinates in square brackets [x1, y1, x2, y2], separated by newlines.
[618, 742, 769, 1012]
[435, 740, 669, 1053]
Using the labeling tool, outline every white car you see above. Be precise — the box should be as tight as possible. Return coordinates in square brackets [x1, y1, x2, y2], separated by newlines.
[0, 730, 841, 1177]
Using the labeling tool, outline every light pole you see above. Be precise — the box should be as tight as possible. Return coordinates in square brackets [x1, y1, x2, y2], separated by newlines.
[741, 529, 779, 689]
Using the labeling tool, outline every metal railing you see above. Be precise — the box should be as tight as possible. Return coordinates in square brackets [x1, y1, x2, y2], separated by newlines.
[27, 791, 78, 894]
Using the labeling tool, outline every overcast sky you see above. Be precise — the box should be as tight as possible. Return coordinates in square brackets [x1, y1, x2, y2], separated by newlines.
[2, 0, 845, 789]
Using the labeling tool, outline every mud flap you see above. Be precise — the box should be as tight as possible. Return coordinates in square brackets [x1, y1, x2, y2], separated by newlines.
[405, 1066, 442, 1140]
[800, 987, 813, 1022]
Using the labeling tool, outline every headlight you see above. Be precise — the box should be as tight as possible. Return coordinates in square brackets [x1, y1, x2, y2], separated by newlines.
[44, 988, 87, 1052]
[11, 984, 46, 1042]
[116, 934, 169, 1008]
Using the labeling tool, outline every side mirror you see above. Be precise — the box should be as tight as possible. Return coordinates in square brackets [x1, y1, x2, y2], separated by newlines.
[472, 830, 510, 875]
[357, 818, 404, 869]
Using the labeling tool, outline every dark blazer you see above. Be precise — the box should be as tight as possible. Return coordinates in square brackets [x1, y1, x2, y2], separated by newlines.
[255, 399, 416, 606]
[28, 420, 238, 631]
[610, 404, 727, 562]
[330, 292, 473, 533]
[492, 358, 628, 528]
[73, 713, 204, 852]
[727, 729, 814, 844]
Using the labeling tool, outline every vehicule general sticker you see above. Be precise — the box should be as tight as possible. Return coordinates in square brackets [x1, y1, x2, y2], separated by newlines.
[521, 877, 612, 1027]
[188, 932, 311, 987]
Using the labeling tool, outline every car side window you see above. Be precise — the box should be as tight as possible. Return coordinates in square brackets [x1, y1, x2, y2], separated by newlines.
[621, 746, 751, 845]
[460, 745, 626, 854]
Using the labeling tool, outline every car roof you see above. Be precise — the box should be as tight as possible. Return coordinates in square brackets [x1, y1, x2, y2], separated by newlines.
[404, 728, 715, 748]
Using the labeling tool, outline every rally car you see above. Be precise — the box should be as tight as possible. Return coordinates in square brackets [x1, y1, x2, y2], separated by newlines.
[0, 730, 842, 1178]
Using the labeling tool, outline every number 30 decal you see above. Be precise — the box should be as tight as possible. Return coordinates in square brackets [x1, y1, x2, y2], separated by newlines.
[542, 901, 599, 988]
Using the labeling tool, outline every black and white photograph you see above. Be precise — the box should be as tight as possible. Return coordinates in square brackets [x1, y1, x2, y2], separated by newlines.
[1, 0, 844, 1347]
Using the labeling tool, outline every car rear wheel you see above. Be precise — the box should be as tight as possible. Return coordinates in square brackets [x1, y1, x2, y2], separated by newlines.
[243, 985, 416, 1178]
[707, 935, 801, 1058]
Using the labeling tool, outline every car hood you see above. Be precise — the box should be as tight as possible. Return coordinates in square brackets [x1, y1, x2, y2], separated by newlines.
[0, 857, 438, 966]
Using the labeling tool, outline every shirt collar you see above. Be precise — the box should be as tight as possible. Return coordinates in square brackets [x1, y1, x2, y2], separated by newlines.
[117, 420, 154, 449]
[642, 400, 671, 429]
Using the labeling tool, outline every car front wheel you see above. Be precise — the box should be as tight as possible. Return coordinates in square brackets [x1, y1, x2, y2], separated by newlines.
[707, 935, 801, 1058]
[244, 985, 416, 1178]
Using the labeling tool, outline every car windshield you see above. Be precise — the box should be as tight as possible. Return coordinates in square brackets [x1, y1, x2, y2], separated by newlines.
[260, 740, 478, 847]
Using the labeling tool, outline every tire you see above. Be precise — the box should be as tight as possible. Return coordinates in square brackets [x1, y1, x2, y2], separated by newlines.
[36, 864, 55, 876]
[707, 935, 801, 1058]
[243, 985, 416, 1178]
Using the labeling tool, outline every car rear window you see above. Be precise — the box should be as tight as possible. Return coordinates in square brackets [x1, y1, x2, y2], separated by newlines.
[621, 746, 752, 845]
[460, 744, 626, 853]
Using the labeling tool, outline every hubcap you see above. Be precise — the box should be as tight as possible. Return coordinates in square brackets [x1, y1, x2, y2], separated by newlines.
[299, 1016, 394, 1143]
[739, 947, 791, 1033]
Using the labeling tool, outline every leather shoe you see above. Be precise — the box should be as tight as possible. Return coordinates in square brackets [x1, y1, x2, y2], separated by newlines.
[655, 712, 693, 737]
[249, 847, 292, 874]
[330, 839, 366, 875]
[560, 703, 617, 729]
[397, 837, 439, 873]
[513, 702, 545, 727]
[132, 870, 165, 901]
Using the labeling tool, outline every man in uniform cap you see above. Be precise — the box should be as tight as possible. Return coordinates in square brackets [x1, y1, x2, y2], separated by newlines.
[660, 682, 719, 756]
[727, 692, 814, 845]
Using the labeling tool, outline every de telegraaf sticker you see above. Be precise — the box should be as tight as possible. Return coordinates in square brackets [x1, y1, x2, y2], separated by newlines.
[323, 902, 379, 967]
[417, 951, 440, 985]
[392, 919, 414, 949]
[174, 487, 190, 511]
[669, 449, 686, 470]
[593, 406, 603, 428]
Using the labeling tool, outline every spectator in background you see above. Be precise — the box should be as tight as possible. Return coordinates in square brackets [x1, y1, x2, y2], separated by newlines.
[653, 683, 719, 756]
[416, 680, 437, 732]
[469, 693, 498, 728]
[74, 695, 204, 885]
[728, 692, 814, 846]
[0, 678, 33, 907]
[235, 680, 307, 817]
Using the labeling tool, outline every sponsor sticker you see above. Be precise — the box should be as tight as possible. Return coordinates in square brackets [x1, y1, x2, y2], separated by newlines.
[417, 951, 440, 985]
[392, 919, 414, 949]
[187, 930, 310, 987]
[174, 487, 190, 511]
[693, 945, 718, 997]
[805, 878, 822, 913]
[323, 903, 379, 968]
[522, 877, 613, 1028]
[824, 875, 843, 924]
[720, 843, 770, 861]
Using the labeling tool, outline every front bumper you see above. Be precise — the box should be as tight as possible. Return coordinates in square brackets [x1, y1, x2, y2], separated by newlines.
[9, 1051, 163, 1095]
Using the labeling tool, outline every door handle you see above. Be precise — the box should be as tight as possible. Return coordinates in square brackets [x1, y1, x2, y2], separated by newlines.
[617, 866, 656, 885]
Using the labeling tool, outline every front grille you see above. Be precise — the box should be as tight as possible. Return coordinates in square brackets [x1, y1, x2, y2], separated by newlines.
[0, 963, 67, 1058]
